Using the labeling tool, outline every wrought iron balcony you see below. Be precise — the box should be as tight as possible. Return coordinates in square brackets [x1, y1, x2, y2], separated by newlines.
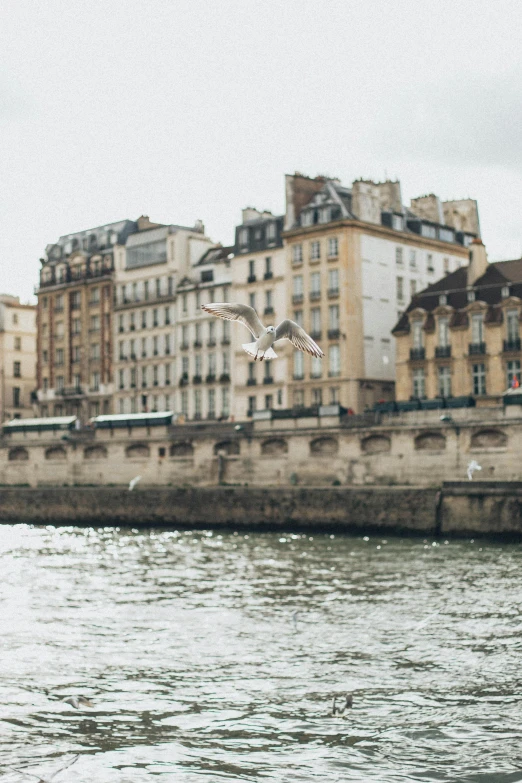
[221, 336, 231, 345]
[309, 291, 321, 302]
[468, 342, 486, 356]
[219, 373, 230, 383]
[264, 306, 274, 316]
[207, 338, 216, 347]
[193, 340, 202, 348]
[327, 288, 339, 298]
[435, 345, 451, 358]
[310, 330, 322, 340]
[410, 347, 426, 360]
[503, 338, 521, 352]
[179, 375, 189, 387]
[192, 375, 202, 384]
[181, 342, 189, 350]
[292, 293, 304, 305]
[246, 378, 257, 386]
[327, 328, 340, 340]
[264, 271, 273, 280]
[263, 376, 274, 385]
[58, 386, 84, 397]
[205, 374, 216, 384]
[247, 274, 257, 283]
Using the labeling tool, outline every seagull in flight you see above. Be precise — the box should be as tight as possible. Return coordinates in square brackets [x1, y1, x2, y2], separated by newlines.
[128, 475, 141, 491]
[63, 695, 94, 710]
[467, 460, 482, 481]
[201, 303, 324, 361]
[331, 693, 353, 716]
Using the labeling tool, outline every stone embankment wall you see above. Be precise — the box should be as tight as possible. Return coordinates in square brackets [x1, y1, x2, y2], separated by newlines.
[1, 406, 522, 489]
[1, 484, 521, 536]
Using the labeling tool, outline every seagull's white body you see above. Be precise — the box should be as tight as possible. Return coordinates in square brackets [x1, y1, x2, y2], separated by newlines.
[63, 695, 94, 710]
[201, 303, 324, 361]
[467, 460, 482, 481]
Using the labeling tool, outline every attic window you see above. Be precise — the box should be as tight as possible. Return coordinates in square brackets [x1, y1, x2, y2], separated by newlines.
[501, 285, 510, 299]
[439, 294, 447, 306]
[467, 288, 476, 302]
[201, 270, 214, 283]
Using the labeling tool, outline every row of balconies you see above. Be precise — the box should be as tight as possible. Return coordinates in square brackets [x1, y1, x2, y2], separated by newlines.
[291, 288, 339, 304]
[178, 373, 230, 387]
[246, 377, 274, 386]
[309, 329, 341, 341]
[292, 372, 341, 380]
[180, 338, 230, 350]
[247, 271, 273, 283]
[409, 339, 522, 361]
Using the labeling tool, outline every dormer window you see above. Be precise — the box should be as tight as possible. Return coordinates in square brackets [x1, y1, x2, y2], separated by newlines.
[501, 285, 510, 299]
[467, 288, 476, 302]
[301, 210, 314, 227]
[239, 228, 248, 249]
[439, 294, 447, 306]
[319, 207, 331, 224]
[392, 214, 403, 231]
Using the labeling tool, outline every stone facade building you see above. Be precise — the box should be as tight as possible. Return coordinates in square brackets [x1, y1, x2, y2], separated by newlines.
[112, 218, 214, 415]
[393, 239, 522, 404]
[232, 208, 289, 419]
[0, 295, 36, 421]
[36, 219, 139, 419]
[176, 246, 233, 421]
[282, 173, 478, 412]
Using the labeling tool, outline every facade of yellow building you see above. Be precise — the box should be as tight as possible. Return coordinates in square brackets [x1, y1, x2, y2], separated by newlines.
[0, 295, 37, 421]
[393, 240, 522, 404]
[283, 174, 476, 412]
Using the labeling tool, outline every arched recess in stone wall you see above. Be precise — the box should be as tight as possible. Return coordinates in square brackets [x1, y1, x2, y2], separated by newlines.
[8, 446, 29, 461]
[360, 434, 391, 454]
[310, 436, 339, 455]
[214, 440, 240, 456]
[261, 438, 288, 456]
[470, 429, 507, 449]
[125, 443, 150, 458]
[170, 441, 194, 457]
[84, 445, 108, 460]
[45, 445, 66, 460]
[414, 431, 446, 451]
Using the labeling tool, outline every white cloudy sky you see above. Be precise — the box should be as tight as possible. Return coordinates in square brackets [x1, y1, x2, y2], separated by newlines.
[1, 0, 522, 301]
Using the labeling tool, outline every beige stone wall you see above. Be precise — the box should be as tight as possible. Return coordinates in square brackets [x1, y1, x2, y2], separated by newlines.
[0, 300, 37, 421]
[2, 406, 522, 488]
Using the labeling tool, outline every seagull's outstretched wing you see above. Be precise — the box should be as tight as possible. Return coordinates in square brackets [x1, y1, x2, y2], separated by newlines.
[202, 303, 264, 339]
[48, 755, 80, 781]
[275, 319, 324, 358]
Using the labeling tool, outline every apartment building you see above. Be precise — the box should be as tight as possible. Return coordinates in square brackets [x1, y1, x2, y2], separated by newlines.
[393, 239, 522, 404]
[0, 295, 37, 421]
[232, 208, 288, 418]
[283, 173, 478, 411]
[112, 219, 214, 414]
[176, 246, 233, 420]
[36, 219, 138, 419]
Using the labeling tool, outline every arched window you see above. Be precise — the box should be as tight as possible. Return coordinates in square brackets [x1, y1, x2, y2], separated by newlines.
[45, 446, 66, 460]
[414, 432, 446, 451]
[310, 436, 339, 455]
[470, 429, 507, 449]
[360, 435, 391, 454]
[169, 441, 194, 457]
[213, 440, 240, 456]
[8, 447, 29, 461]
[84, 445, 108, 460]
[261, 438, 288, 456]
[125, 443, 150, 458]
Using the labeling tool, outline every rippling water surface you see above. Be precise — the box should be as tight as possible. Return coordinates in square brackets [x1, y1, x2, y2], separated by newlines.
[0, 525, 521, 782]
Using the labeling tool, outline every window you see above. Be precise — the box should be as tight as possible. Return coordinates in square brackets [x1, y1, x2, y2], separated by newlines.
[438, 366, 451, 397]
[293, 389, 304, 408]
[412, 320, 423, 349]
[502, 285, 510, 299]
[13, 387, 21, 407]
[410, 279, 417, 298]
[264, 257, 272, 278]
[42, 297, 48, 310]
[56, 376, 64, 392]
[71, 291, 81, 310]
[311, 356, 322, 378]
[248, 362, 256, 382]
[392, 215, 403, 231]
[312, 388, 323, 405]
[55, 321, 64, 339]
[119, 398, 125, 414]
[195, 323, 202, 345]
[165, 334, 171, 355]
[438, 317, 449, 348]
[248, 395, 257, 414]
[164, 306, 170, 325]
[181, 390, 189, 416]
[222, 387, 230, 417]
[329, 305, 339, 331]
[443, 257, 450, 274]
[265, 290, 273, 311]
[427, 254, 434, 272]
[396, 276, 404, 301]
[153, 308, 159, 327]
[73, 373, 81, 389]
[265, 394, 273, 409]
[293, 351, 304, 379]
[70, 318, 80, 336]
[55, 348, 64, 366]
[249, 292, 256, 309]
[293, 275, 303, 295]
[472, 363, 486, 395]
[266, 222, 276, 242]
[195, 354, 202, 375]
[141, 311, 147, 329]
[90, 287, 100, 305]
[471, 313, 484, 344]
[330, 387, 339, 404]
[223, 351, 230, 374]
[208, 353, 216, 376]
[119, 341, 125, 360]
[132, 283, 138, 302]
[412, 367, 425, 398]
[130, 397, 137, 413]
[292, 244, 303, 264]
[507, 309, 519, 341]
[72, 345, 81, 363]
[310, 241, 321, 261]
[196, 291, 201, 310]
[311, 272, 321, 295]
[294, 310, 303, 327]
[395, 247, 403, 266]
[239, 228, 249, 248]
[208, 388, 215, 417]
[165, 363, 171, 385]
[311, 308, 321, 334]
[156, 279, 161, 298]
[507, 360, 521, 388]
[91, 371, 100, 391]
[55, 294, 64, 311]
[152, 365, 158, 386]
[90, 343, 100, 360]
[248, 260, 255, 279]
[13, 361, 21, 378]
[328, 269, 339, 294]
[223, 321, 231, 343]
[328, 237, 338, 258]
[42, 350, 48, 363]
[409, 250, 416, 269]
[182, 325, 189, 347]
[13, 336, 21, 351]
[90, 315, 100, 331]
[328, 345, 340, 377]
[119, 369, 125, 389]
[153, 336, 159, 356]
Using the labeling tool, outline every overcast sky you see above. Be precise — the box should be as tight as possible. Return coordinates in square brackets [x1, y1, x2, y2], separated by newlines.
[2, 0, 522, 302]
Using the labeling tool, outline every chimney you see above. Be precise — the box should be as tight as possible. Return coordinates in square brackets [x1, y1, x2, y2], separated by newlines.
[376, 180, 403, 213]
[467, 238, 488, 286]
[442, 199, 480, 235]
[351, 180, 381, 224]
[410, 194, 443, 224]
[284, 173, 329, 230]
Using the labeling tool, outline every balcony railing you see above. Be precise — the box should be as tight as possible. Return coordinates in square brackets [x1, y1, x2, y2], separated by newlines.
[264, 271, 273, 280]
[469, 342, 486, 356]
[192, 375, 202, 384]
[207, 339, 216, 347]
[309, 291, 321, 302]
[327, 328, 340, 340]
[292, 293, 304, 305]
[181, 342, 189, 350]
[219, 373, 230, 383]
[293, 373, 304, 381]
[58, 386, 84, 397]
[206, 374, 216, 384]
[410, 347, 426, 360]
[310, 330, 322, 340]
[263, 377, 274, 385]
[179, 375, 189, 387]
[221, 337, 231, 345]
[503, 338, 521, 352]
[193, 340, 202, 348]
[264, 306, 274, 316]
[246, 378, 257, 386]
[247, 274, 257, 283]
[435, 345, 451, 358]
[327, 288, 339, 298]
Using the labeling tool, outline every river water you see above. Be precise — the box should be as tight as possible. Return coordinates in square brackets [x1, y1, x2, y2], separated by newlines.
[0, 525, 521, 782]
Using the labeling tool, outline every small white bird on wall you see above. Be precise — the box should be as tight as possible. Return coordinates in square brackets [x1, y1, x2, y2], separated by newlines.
[202, 303, 324, 361]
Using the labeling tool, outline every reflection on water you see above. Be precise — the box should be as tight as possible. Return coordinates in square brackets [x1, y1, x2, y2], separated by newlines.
[0, 525, 521, 782]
